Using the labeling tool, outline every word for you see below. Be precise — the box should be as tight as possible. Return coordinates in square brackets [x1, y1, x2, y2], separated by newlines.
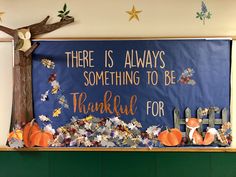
[146, 101, 165, 117]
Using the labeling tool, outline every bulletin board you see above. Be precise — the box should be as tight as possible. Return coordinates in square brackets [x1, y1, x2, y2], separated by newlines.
[16, 38, 231, 151]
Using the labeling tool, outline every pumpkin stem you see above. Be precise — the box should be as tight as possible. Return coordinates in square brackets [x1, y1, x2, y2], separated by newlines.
[166, 126, 171, 133]
[30, 119, 35, 126]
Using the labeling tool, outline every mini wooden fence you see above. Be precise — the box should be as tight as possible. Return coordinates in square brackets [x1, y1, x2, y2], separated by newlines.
[174, 107, 228, 136]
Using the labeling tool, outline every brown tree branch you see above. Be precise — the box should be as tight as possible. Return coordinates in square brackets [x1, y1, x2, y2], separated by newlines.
[24, 42, 39, 57]
[0, 25, 15, 36]
[21, 16, 50, 30]
[31, 17, 74, 36]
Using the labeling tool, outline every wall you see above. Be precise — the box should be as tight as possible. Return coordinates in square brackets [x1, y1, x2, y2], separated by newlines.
[1, 151, 236, 177]
[0, 0, 236, 38]
[0, 1, 236, 177]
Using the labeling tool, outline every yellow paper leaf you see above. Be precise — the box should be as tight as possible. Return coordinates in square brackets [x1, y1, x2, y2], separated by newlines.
[83, 115, 93, 121]
[53, 108, 61, 117]
[51, 86, 59, 94]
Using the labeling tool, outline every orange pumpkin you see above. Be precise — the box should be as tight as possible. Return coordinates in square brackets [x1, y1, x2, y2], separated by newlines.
[8, 129, 23, 141]
[23, 119, 40, 147]
[158, 128, 182, 146]
[30, 130, 53, 147]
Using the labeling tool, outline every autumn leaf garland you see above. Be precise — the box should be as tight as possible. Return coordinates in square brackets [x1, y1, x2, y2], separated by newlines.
[40, 58, 69, 123]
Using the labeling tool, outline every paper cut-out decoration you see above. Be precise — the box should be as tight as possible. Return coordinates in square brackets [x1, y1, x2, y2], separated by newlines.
[44, 124, 56, 135]
[39, 115, 51, 122]
[8, 138, 24, 148]
[58, 3, 72, 21]
[30, 130, 53, 147]
[41, 90, 49, 102]
[48, 73, 57, 83]
[7, 129, 24, 148]
[186, 118, 221, 145]
[51, 81, 60, 94]
[196, 1, 212, 25]
[186, 118, 203, 145]
[58, 95, 69, 109]
[178, 68, 196, 85]
[158, 128, 182, 146]
[50, 115, 164, 148]
[53, 108, 62, 117]
[41, 59, 55, 69]
[217, 122, 232, 145]
[200, 107, 220, 116]
[203, 127, 218, 145]
[8, 129, 23, 141]
[126, 5, 142, 21]
[23, 119, 40, 147]
[0, 5, 74, 132]
[16, 28, 31, 52]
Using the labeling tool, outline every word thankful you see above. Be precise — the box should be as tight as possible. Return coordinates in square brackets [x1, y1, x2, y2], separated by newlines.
[70, 90, 137, 116]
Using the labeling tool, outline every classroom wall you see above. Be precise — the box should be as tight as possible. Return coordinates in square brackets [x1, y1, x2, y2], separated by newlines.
[0, 0, 236, 38]
[0, 1, 236, 177]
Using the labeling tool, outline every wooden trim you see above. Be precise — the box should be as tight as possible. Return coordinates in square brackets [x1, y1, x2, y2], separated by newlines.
[0, 36, 234, 42]
[0, 147, 235, 152]
[0, 38, 13, 42]
[32, 36, 234, 41]
[35, 36, 233, 40]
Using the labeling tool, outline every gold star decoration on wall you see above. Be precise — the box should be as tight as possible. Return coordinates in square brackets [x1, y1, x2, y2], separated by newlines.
[0, 12, 4, 22]
[126, 6, 142, 21]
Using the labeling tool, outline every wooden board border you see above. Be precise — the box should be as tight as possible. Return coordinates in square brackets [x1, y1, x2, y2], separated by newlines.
[0, 36, 235, 42]
[0, 147, 235, 152]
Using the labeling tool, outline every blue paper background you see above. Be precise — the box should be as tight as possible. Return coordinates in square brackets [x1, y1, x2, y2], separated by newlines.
[32, 39, 231, 130]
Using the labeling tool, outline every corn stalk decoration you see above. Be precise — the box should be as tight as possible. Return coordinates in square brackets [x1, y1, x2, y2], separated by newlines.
[0, 6, 74, 130]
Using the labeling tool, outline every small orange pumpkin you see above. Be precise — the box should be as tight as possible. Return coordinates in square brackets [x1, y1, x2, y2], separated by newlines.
[30, 130, 53, 147]
[158, 128, 182, 146]
[23, 119, 40, 147]
[8, 129, 23, 141]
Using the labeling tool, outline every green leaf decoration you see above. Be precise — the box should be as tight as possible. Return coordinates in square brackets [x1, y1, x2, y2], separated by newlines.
[58, 3, 71, 20]
[64, 10, 70, 15]
[63, 3, 67, 11]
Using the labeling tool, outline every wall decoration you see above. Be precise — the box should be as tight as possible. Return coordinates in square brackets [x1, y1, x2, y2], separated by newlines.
[58, 3, 72, 21]
[196, 1, 212, 25]
[126, 5, 142, 21]
[8, 38, 229, 149]
[0, 4, 74, 137]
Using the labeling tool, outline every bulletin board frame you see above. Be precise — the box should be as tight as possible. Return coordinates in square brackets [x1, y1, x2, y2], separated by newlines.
[0, 36, 235, 152]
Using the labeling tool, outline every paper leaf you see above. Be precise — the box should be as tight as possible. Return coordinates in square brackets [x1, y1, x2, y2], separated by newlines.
[58, 95, 69, 109]
[41, 90, 49, 102]
[41, 59, 55, 69]
[8, 138, 24, 148]
[48, 73, 57, 83]
[53, 108, 61, 117]
[101, 140, 115, 147]
[51, 86, 60, 94]
[39, 115, 51, 122]
[44, 124, 55, 134]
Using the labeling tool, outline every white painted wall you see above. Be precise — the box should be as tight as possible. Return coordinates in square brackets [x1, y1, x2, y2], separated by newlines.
[0, 41, 12, 145]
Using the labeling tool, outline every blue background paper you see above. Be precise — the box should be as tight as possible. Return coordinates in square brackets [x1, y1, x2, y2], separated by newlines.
[32, 39, 231, 130]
